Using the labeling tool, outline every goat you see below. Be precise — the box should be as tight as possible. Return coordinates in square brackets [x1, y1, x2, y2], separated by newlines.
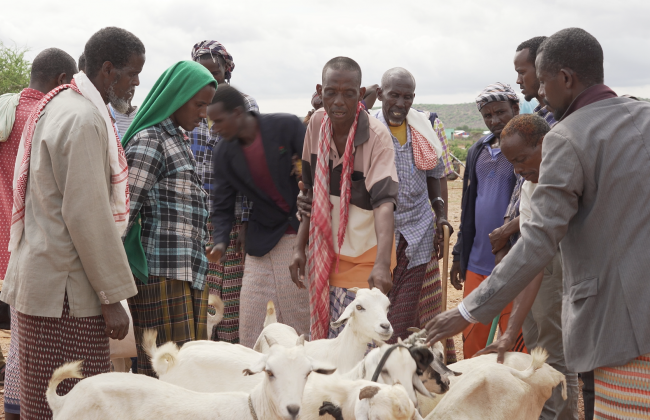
[254, 288, 393, 373]
[419, 348, 567, 419]
[47, 334, 335, 420]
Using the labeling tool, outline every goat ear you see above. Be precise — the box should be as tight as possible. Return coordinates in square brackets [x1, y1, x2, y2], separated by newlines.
[354, 398, 371, 420]
[310, 358, 336, 375]
[359, 385, 381, 400]
[331, 302, 355, 328]
[407, 327, 421, 333]
[264, 335, 279, 348]
[243, 355, 268, 376]
[296, 334, 305, 346]
[413, 373, 434, 398]
[453, 371, 463, 376]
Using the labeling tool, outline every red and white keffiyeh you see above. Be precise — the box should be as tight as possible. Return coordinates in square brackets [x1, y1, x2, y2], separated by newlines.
[9, 72, 130, 251]
[308, 102, 363, 340]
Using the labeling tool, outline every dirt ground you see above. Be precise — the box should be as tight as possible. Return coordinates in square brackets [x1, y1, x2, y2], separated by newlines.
[0, 177, 585, 419]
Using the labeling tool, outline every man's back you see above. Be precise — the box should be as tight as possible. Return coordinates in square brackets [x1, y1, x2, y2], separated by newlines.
[526, 97, 650, 370]
[4, 89, 134, 318]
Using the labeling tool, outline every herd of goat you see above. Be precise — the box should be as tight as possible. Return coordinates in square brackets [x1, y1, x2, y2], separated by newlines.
[45, 288, 567, 419]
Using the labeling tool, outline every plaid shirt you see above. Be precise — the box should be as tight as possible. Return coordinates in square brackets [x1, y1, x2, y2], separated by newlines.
[374, 110, 445, 268]
[504, 104, 558, 247]
[190, 93, 258, 220]
[125, 118, 209, 289]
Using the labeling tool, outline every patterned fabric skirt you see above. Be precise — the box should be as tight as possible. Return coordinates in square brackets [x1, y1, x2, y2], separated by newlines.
[387, 236, 428, 343]
[127, 276, 209, 377]
[17, 295, 110, 420]
[419, 256, 457, 364]
[594, 353, 650, 419]
[238, 235, 310, 348]
[206, 221, 244, 343]
[329, 285, 357, 338]
[5, 305, 20, 414]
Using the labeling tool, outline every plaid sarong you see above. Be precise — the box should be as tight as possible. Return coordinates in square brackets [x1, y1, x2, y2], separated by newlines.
[594, 353, 650, 419]
[127, 276, 209, 377]
[328, 285, 356, 338]
[17, 295, 110, 420]
[206, 222, 243, 343]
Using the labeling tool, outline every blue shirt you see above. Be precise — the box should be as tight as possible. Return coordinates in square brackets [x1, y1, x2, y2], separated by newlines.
[467, 136, 515, 276]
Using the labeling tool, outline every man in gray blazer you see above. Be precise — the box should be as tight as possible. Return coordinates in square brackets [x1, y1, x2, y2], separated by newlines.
[426, 27, 650, 415]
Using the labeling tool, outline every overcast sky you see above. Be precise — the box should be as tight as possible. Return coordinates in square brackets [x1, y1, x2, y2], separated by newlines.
[3, 0, 650, 116]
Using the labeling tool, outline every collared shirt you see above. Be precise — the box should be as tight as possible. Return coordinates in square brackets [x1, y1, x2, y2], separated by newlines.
[190, 93, 258, 219]
[302, 108, 399, 289]
[113, 106, 138, 136]
[125, 117, 209, 289]
[373, 110, 444, 268]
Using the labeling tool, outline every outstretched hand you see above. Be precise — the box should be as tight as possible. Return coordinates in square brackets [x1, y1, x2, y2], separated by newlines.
[425, 308, 469, 346]
[474, 332, 516, 364]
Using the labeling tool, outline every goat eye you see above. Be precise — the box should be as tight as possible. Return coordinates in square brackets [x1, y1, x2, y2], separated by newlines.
[266, 371, 274, 378]
[356, 305, 364, 311]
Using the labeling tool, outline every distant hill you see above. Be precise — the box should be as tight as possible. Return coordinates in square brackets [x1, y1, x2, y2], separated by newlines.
[412, 103, 484, 130]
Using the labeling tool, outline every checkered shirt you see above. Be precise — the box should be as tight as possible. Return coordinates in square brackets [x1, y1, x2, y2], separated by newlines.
[374, 110, 444, 268]
[125, 117, 209, 289]
[432, 117, 454, 176]
[190, 93, 258, 220]
[533, 103, 558, 128]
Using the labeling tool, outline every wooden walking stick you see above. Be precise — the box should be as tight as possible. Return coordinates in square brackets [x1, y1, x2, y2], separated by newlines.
[442, 225, 450, 312]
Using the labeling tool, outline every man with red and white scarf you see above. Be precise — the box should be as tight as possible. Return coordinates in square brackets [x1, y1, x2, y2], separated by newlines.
[290, 57, 399, 340]
[1, 27, 144, 419]
[372, 68, 454, 342]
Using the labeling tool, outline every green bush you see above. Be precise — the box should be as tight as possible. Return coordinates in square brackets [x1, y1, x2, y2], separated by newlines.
[0, 42, 31, 95]
[449, 144, 468, 162]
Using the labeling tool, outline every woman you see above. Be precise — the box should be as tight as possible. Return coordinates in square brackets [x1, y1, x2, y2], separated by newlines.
[121, 61, 216, 376]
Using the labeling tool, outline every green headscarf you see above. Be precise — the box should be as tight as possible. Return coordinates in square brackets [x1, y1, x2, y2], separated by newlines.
[122, 60, 217, 283]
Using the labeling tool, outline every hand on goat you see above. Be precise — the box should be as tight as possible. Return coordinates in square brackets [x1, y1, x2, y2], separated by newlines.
[474, 331, 517, 364]
[101, 302, 130, 340]
[425, 308, 469, 347]
[367, 264, 392, 295]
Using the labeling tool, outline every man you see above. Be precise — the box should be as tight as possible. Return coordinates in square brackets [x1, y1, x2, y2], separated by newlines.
[290, 57, 398, 340]
[449, 82, 526, 359]
[479, 114, 578, 419]
[370, 68, 452, 342]
[0, 47, 77, 420]
[190, 40, 258, 343]
[427, 27, 650, 419]
[122, 61, 216, 376]
[2, 27, 144, 419]
[482, 37, 579, 420]
[207, 85, 308, 348]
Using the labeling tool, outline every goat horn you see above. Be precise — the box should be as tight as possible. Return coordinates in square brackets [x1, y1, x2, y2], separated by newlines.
[264, 335, 279, 348]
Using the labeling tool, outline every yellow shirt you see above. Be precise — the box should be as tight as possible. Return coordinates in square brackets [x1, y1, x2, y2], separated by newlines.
[389, 122, 408, 146]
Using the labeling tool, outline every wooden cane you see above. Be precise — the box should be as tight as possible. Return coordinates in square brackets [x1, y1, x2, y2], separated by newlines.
[442, 225, 450, 312]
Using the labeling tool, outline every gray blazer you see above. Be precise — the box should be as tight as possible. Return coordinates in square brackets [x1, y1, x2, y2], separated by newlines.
[464, 97, 650, 372]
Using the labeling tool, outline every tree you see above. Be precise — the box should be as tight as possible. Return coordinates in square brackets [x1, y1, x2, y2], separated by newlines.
[0, 41, 31, 95]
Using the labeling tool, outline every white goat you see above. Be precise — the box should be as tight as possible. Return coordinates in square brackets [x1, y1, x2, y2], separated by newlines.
[419, 348, 567, 419]
[254, 288, 392, 373]
[302, 377, 419, 420]
[47, 334, 335, 420]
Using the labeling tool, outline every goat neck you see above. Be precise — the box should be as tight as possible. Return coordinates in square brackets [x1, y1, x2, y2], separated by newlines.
[250, 375, 283, 420]
[331, 323, 371, 373]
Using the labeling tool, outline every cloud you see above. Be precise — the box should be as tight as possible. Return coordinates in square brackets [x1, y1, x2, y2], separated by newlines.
[2, 0, 650, 115]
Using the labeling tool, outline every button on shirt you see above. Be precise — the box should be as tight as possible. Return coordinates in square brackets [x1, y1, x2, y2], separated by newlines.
[374, 111, 444, 269]
[467, 136, 514, 276]
[124, 117, 209, 289]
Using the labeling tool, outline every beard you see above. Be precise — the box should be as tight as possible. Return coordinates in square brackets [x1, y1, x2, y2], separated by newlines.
[108, 81, 130, 114]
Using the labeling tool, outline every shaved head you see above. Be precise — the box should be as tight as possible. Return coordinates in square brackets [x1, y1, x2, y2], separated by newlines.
[380, 67, 416, 89]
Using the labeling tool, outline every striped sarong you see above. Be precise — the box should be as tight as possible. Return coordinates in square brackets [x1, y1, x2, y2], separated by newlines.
[594, 353, 650, 419]
[4, 306, 20, 414]
[127, 276, 209, 377]
[17, 295, 110, 420]
[419, 256, 457, 364]
[205, 221, 244, 343]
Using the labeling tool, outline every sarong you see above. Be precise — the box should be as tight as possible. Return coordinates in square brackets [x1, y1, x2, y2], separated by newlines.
[205, 221, 243, 343]
[238, 234, 310, 348]
[17, 295, 110, 420]
[594, 353, 650, 419]
[329, 285, 356, 338]
[462, 269, 526, 358]
[5, 305, 20, 414]
[387, 236, 427, 343]
[127, 276, 208, 377]
[419, 256, 457, 363]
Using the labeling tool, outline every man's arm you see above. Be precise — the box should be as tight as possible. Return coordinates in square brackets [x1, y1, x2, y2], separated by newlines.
[426, 132, 583, 344]
[427, 158, 454, 260]
[368, 202, 394, 294]
[58, 121, 137, 339]
[208, 144, 238, 262]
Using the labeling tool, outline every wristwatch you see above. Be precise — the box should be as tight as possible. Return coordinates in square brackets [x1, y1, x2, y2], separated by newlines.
[431, 197, 445, 207]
